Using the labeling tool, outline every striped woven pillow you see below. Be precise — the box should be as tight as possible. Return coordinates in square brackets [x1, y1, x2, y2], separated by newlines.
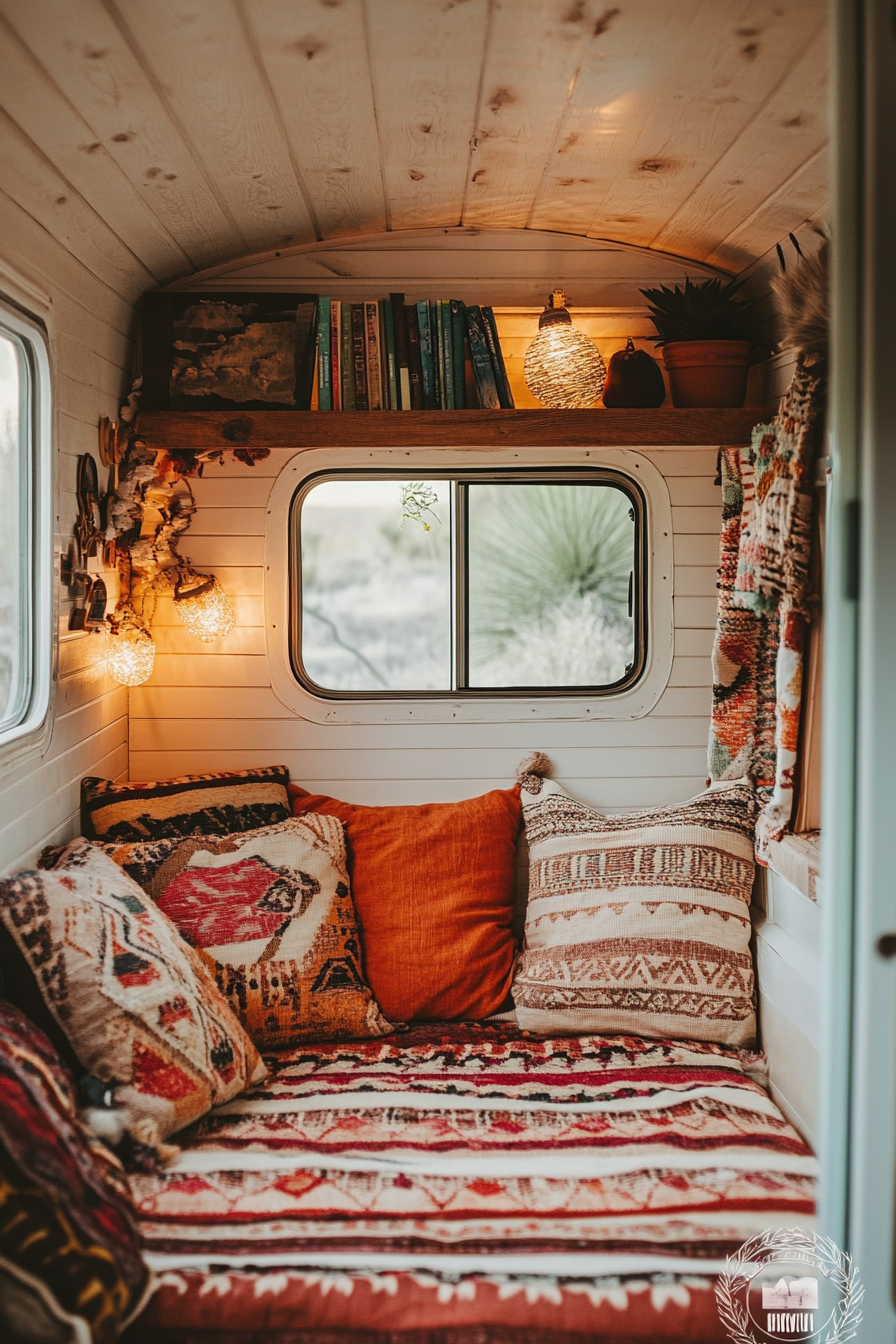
[512, 758, 758, 1047]
[81, 766, 290, 842]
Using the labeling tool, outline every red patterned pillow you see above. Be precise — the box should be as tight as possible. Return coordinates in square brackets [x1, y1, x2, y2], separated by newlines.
[0, 843, 266, 1150]
[99, 817, 394, 1048]
[0, 1000, 151, 1344]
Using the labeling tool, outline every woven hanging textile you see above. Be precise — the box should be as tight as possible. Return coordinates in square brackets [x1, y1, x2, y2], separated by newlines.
[707, 446, 779, 796]
[707, 356, 824, 849]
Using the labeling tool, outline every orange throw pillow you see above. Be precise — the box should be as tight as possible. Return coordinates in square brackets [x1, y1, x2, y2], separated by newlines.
[289, 785, 522, 1022]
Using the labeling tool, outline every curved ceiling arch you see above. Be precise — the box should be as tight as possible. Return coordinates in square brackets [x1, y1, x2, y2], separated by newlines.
[162, 226, 729, 310]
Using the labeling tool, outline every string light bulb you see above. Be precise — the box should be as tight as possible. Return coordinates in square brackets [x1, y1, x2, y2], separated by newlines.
[174, 573, 235, 642]
[524, 290, 607, 409]
[106, 624, 155, 687]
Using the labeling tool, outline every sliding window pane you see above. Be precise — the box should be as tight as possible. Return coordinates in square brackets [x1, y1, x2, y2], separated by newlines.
[300, 479, 451, 692]
[466, 482, 636, 688]
[0, 331, 28, 731]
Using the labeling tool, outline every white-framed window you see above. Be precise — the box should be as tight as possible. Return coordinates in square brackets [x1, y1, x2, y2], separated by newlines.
[264, 446, 674, 726]
[292, 469, 646, 698]
[0, 297, 52, 755]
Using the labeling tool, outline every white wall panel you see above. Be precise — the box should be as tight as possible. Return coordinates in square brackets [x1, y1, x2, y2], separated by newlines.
[131, 450, 721, 813]
[0, 209, 130, 875]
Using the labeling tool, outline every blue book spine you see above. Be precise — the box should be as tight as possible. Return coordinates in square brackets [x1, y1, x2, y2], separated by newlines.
[440, 300, 455, 409]
[429, 300, 442, 408]
[450, 299, 466, 408]
[416, 300, 437, 410]
[482, 305, 514, 409]
[317, 296, 332, 411]
[465, 305, 501, 410]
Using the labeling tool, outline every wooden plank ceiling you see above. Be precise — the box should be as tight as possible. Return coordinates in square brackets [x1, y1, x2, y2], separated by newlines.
[0, 0, 828, 302]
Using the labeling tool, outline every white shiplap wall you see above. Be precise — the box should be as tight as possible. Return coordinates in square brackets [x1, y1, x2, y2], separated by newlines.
[130, 446, 720, 812]
[0, 196, 130, 875]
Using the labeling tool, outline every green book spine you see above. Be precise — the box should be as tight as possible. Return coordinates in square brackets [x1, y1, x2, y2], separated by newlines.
[450, 300, 466, 408]
[441, 300, 455, 409]
[383, 299, 398, 409]
[340, 301, 355, 410]
[435, 300, 446, 409]
[416, 300, 436, 409]
[317, 296, 332, 410]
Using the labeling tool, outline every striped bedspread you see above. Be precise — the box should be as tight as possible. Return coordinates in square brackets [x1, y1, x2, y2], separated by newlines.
[132, 1021, 815, 1276]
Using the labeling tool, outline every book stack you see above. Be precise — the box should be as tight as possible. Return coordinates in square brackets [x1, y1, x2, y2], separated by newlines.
[315, 296, 514, 410]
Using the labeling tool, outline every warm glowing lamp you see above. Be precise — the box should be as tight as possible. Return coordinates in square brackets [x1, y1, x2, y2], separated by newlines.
[174, 573, 235, 642]
[523, 290, 607, 408]
[106, 625, 155, 687]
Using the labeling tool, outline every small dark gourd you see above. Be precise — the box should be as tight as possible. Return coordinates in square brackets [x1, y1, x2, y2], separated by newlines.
[601, 338, 666, 408]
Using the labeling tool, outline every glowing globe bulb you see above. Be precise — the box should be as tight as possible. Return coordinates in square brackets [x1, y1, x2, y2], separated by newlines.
[174, 575, 235, 642]
[524, 290, 607, 409]
[106, 626, 155, 687]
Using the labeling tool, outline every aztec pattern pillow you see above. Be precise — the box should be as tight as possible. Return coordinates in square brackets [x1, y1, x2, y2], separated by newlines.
[100, 817, 394, 1048]
[512, 757, 758, 1047]
[81, 765, 290, 842]
[0, 999, 150, 1344]
[0, 843, 265, 1150]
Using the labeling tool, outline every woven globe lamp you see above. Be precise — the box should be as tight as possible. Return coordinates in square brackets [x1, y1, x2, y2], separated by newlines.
[106, 624, 155, 687]
[524, 290, 607, 408]
[174, 573, 235, 642]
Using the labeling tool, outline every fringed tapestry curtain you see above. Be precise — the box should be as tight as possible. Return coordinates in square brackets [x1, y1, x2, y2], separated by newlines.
[707, 357, 825, 856]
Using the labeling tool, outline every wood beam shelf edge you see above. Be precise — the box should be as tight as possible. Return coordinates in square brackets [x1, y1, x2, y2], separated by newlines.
[139, 408, 771, 452]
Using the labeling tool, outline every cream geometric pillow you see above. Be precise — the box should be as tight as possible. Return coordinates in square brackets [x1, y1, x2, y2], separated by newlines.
[512, 757, 758, 1047]
[0, 843, 266, 1150]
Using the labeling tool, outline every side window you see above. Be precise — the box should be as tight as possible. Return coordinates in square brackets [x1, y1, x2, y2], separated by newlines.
[0, 301, 51, 750]
[292, 470, 645, 698]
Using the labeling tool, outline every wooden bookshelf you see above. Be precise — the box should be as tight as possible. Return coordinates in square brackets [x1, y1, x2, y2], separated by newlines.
[139, 407, 771, 452]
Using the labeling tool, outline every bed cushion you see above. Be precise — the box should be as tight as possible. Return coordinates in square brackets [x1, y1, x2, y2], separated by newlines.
[129, 1021, 815, 1274]
[512, 758, 758, 1046]
[289, 784, 521, 1021]
[0, 843, 265, 1150]
[99, 817, 394, 1048]
[0, 999, 150, 1344]
[125, 1266, 730, 1342]
[81, 765, 290, 842]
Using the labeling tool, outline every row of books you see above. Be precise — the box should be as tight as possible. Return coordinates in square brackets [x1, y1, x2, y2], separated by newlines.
[315, 296, 515, 411]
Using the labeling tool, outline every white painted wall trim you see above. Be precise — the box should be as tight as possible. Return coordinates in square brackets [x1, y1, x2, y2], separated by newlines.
[0, 285, 56, 771]
[264, 445, 674, 726]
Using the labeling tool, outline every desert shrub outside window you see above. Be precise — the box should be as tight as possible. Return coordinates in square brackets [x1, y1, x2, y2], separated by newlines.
[291, 471, 646, 698]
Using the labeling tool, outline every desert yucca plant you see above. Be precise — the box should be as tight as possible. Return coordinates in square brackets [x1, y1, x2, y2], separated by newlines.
[468, 484, 633, 665]
[640, 276, 762, 344]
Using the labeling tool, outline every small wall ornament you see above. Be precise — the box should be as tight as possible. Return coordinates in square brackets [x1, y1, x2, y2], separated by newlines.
[89, 377, 262, 687]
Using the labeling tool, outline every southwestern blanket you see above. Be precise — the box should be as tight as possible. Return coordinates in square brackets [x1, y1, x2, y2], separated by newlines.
[128, 1021, 814, 1340]
[131, 1021, 813, 1264]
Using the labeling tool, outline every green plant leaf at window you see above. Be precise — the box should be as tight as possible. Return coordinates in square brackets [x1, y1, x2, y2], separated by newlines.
[400, 482, 441, 531]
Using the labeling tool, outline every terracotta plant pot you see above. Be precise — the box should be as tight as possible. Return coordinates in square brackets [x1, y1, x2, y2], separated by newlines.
[661, 339, 753, 408]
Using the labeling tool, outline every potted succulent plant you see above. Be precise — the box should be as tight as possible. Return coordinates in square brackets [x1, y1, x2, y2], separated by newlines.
[639, 276, 762, 408]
